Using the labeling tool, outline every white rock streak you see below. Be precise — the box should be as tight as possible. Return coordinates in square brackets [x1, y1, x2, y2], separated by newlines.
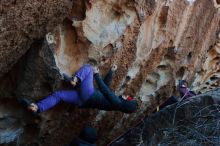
[186, 0, 196, 5]
[83, 1, 136, 48]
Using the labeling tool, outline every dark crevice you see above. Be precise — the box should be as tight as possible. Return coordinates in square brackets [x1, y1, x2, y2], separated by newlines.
[176, 67, 186, 79]
[157, 65, 168, 70]
[165, 46, 176, 59]
[125, 76, 131, 82]
[187, 52, 192, 62]
[70, 0, 88, 21]
[210, 76, 218, 81]
[158, 6, 169, 27]
[145, 79, 154, 85]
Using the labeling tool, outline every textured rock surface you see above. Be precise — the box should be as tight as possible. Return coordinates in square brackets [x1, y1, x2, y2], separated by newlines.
[0, 116, 23, 145]
[0, 0, 72, 77]
[110, 87, 220, 146]
[192, 33, 220, 93]
[0, 0, 220, 146]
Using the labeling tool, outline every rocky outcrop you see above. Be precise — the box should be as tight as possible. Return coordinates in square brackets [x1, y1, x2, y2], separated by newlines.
[0, 116, 23, 145]
[110, 87, 220, 146]
[0, 0, 220, 146]
[192, 33, 220, 93]
[0, 0, 72, 77]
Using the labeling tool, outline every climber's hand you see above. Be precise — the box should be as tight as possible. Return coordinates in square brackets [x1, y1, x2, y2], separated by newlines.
[70, 76, 79, 87]
[93, 66, 99, 74]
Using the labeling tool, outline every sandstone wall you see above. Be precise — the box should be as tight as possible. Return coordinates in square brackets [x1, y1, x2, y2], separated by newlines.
[0, 0, 219, 146]
[0, 0, 72, 77]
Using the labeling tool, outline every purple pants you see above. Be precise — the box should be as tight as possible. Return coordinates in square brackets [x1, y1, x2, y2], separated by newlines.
[37, 65, 95, 112]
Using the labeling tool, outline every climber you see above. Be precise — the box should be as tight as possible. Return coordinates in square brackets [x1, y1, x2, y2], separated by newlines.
[67, 123, 97, 146]
[178, 80, 196, 99]
[178, 70, 196, 99]
[19, 64, 138, 114]
[155, 70, 196, 112]
[155, 79, 196, 112]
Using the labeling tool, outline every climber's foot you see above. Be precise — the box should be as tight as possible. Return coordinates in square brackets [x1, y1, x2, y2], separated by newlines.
[27, 103, 39, 113]
[18, 98, 38, 113]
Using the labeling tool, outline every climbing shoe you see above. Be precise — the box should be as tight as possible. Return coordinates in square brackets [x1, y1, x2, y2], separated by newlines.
[18, 98, 32, 108]
[18, 98, 39, 114]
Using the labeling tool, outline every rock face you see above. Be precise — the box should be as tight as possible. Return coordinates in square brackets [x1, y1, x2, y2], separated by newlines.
[0, 116, 23, 145]
[0, 0, 220, 146]
[0, 0, 72, 77]
[192, 33, 220, 93]
[110, 87, 220, 146]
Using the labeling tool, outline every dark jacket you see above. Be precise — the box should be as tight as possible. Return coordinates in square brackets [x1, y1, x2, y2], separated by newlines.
[80, 71, 138, 113]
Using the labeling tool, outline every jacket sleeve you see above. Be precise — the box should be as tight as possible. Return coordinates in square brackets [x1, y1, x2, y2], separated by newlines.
[103, 70, 113, 87]
[94, 73, 121, 105]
